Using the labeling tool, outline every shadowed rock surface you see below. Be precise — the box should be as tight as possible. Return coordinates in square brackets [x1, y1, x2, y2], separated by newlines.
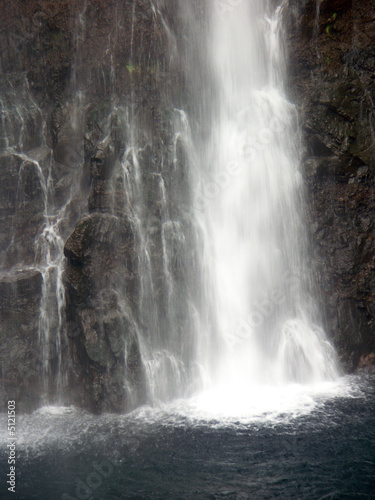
[0, 269, 43, 411]
[288, 0, 375, 371]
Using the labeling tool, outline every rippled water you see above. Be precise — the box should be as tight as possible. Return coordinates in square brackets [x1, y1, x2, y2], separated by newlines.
[1, 374, 374, 499]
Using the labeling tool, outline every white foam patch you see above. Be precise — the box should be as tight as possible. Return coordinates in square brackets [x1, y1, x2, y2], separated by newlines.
[130, 375, 362, 428]
[190, 380, 347, 422]
[35, 405, 78, 416]
[0, 375, 365, 453]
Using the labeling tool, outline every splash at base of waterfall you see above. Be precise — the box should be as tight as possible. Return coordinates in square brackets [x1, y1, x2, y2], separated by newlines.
[193, 380, 344, 422]
[1, 374, 373, 500]
[191, 316, 340, 421]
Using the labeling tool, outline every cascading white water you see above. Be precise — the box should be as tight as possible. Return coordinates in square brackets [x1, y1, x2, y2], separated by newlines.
[189, 0, 340, 403]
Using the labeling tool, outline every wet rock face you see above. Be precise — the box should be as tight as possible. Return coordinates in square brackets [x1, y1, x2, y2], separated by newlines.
[63, 211, 145, 413]
[0, 0, 175, 412]
[288, 0, 375, 370]
[0, 269, 43, 412]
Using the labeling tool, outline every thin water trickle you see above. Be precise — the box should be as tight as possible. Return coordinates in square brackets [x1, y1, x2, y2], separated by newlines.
[119, 103, 202, 405]
[0, 64, 88, 403]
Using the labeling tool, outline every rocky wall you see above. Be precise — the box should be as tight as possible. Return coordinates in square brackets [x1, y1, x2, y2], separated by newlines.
[0, 0, 184, 412]
[1, 0, 374, 414]
[288, 0, 375, 370]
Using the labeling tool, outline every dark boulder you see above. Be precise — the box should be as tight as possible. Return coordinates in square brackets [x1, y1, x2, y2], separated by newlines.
[63, 212, 145, 413]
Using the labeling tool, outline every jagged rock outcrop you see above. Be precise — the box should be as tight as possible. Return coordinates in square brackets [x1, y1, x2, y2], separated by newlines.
[288, 0, 375, 370]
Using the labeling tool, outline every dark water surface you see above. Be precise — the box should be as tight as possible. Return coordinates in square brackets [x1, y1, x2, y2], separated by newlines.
[1, 374, 374, 499]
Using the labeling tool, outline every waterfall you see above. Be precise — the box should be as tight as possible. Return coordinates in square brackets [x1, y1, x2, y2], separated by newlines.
[0, 0, 342, 414]
[178, 0, 340, 400]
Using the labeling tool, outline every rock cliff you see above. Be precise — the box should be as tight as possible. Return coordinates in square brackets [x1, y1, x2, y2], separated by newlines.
[0, 0, 374, 412]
